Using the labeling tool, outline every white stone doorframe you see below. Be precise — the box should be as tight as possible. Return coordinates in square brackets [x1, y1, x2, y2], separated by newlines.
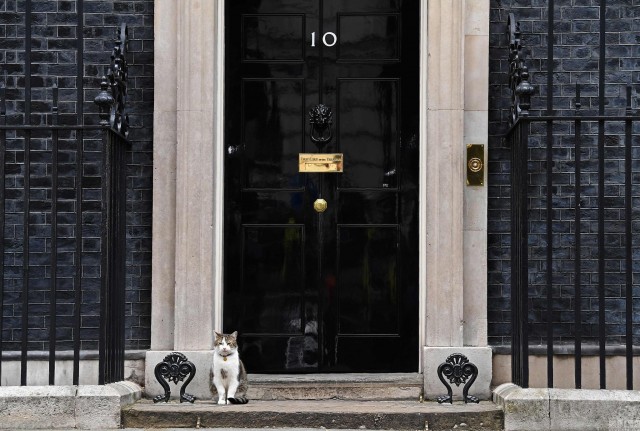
[151, 0, 490, 393]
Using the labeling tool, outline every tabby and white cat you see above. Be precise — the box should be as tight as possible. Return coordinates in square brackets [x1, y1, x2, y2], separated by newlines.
[210, 331, 249, 405]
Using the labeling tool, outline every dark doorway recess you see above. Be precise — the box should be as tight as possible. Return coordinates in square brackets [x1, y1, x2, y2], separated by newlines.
[224, 0, 419, 373]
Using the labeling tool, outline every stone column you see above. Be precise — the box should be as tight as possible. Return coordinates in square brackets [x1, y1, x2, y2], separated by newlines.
[425, 0, 466, 349]
[462, 0, 490, 348]
[173, 0, 217, 351]
[423, 0, 492, 401]
[146, 0, 222, 400]
[151, 0, 177, 351]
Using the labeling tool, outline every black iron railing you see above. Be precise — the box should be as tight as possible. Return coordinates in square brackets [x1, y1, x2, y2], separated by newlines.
[507, 13, 639, 390]
[0, 23, 129, 386]
[100, 126, 128, 384]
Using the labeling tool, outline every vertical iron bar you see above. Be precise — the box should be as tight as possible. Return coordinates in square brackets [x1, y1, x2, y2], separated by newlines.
[112, 144, 117, 383]
[624, 85, 633, 390]
[546, 0, 555, 388]
[115, 139, 119, 382]
[511, 121, 531, 388]
[574, 84, 582, 389]
[111, 134, 116, 382]
[546, 120, 554, 388]
[0, 82, 6, 384]
[116, 137, 122, 381]
[118, 138, 125, 380]
[108, 131, 115, 383]
[597, 0, 607, 390]
[73, 139, 82, 386]
[21, 132, 30, 386]
[511, 125, 520, 386]
[73, 0, 84, 386]
[107, 136, 113, 384]
[49, 86, 59, 385]
[114, 136, 119, 382]
[20, 0, 32, 387]
[521, 121, 530, 388]
[597, 123, 606, 387]
[113, 134, 122, 382]
[24, 0, 31, 120]
[99, 129, 110, 385]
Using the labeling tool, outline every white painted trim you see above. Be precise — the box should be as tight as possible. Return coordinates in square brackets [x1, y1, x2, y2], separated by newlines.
[213, 0, 225, 333]
[418, 0, 428, 373]
[214, 1, 427, 371]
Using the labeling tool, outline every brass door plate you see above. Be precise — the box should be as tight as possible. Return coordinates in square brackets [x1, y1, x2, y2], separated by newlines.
[466, 144, 484, 186]
[299, 153, 343, 173]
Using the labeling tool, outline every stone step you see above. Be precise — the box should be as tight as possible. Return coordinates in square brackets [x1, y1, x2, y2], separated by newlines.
[247, 373, 423, 401]
[123, 399, 504, 430]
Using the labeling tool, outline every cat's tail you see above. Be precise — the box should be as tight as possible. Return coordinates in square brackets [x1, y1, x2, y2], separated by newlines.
[227, 397, 249, 404]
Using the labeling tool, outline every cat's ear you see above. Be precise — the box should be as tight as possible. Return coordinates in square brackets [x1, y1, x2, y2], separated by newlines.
[230, 331, 238, 339]
[214, 331, 223, 339]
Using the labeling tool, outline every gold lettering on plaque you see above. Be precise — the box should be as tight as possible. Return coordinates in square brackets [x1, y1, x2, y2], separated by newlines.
[299, 153, 344, 173]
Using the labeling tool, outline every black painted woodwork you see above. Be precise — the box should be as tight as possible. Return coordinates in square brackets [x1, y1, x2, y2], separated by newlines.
[224, 0, 419, 373]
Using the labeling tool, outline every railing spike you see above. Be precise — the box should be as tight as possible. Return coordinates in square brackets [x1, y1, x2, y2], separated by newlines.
[507, 13, 536, 127]
[94, 24, 129, 137]
[94, 77, 114, 126]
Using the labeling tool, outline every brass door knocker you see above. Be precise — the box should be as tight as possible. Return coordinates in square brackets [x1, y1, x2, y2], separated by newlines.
[309, 104, 333, 146]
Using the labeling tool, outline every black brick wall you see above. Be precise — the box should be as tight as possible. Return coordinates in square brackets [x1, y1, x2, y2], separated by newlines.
[489, 0, 640, 346]
[0, 0, 152, 351]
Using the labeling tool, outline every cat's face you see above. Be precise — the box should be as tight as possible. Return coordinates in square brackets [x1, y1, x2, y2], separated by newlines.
[214, 331, 238, 355]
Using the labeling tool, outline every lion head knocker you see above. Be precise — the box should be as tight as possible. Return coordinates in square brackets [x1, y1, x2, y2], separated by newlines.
[309, 104, 333, 147]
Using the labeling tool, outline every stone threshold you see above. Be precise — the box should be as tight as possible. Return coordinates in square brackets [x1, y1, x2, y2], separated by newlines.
[123, 399, 504, 430]
[250, 372, 423, 384]
[248, 373, 423, 401]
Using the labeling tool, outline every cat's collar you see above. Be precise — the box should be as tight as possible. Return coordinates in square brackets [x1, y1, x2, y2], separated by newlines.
[218, 351, 234, 361]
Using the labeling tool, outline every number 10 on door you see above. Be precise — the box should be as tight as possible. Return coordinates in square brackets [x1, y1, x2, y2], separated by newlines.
[311, 32, 337, 47]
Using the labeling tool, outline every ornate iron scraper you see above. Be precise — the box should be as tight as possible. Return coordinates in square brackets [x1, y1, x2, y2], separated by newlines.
[153, 352, 197, 403]
[436, 353, 479, 404]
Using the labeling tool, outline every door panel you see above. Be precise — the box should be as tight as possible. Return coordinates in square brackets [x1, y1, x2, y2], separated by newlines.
[337, 226, 399, 334]
[225, 0, 418, 373]
[337, 14, 400, 61]
[242, 79, 305, 188]
[337, 191, 397, 224]
[241, 225, 305, 334]
[337, 79, 398, 189]
[242, 15, 306, 62]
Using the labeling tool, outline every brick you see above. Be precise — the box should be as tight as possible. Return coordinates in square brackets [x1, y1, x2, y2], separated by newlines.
[489, 0, 640, 349]
[0, 0, 153, 352]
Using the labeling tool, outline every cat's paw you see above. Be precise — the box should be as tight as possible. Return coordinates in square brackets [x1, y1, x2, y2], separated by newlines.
[217, 399, 227, 405]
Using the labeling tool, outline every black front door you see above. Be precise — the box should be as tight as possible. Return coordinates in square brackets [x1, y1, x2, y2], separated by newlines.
[224, 0, 419, 372]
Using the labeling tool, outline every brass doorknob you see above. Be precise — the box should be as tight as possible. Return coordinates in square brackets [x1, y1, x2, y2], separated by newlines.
[313, 198, 328, 213]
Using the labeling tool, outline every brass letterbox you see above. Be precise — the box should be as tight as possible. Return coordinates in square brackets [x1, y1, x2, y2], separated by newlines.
[299, 153, 343, 173]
